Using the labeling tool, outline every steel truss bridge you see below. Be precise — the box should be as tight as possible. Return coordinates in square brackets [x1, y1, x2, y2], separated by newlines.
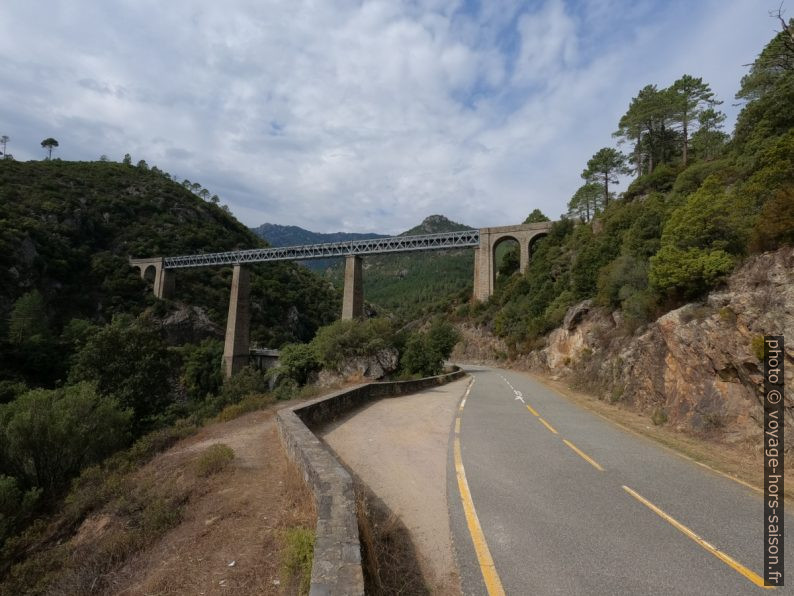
[163, 229, 481, 269]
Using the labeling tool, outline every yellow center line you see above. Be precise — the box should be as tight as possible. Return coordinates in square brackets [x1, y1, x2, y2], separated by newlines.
[454, 437, 506, 595]
[622, 486, 771, 589]
[453, 377, 506, 596]
[538, 417, 558, 435]
[526, 404, 539, 417]
[563, 439, 604, 471]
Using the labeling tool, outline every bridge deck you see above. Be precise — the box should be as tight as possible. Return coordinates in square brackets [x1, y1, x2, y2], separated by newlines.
[163, 229, 480, 269]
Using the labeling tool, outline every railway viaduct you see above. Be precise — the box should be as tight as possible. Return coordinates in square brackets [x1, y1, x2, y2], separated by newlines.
[130, 222, 552, 377]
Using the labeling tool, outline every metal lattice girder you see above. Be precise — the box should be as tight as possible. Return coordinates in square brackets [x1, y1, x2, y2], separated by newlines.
[163, 229, 481, 269]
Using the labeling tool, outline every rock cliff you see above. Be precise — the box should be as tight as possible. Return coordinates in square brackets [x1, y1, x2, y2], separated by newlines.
[529, 247, 793, 445]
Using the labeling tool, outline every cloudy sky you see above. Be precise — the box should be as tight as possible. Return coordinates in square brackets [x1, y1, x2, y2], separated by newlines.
[0, 0, 781, 234]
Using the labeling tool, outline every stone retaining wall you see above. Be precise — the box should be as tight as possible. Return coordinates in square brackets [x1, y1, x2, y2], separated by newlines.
[275, 369, 465, 596]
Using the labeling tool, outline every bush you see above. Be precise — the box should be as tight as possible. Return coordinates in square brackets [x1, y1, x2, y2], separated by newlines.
[195, 444, 234, 477]
[181, 339, 224, 401]
[279, 343, 322, 385]
[68, 315, 173, 433]
[0, 382, 132, 493]
[649, 246, 736, 299]
[623, 164, 680, 200]
[425, 319, 460, 359]
[217, 366, 267, 408]
[0, 475, 41, 545]
[311, 318, 398, 371]
[399, 333, 443, 377]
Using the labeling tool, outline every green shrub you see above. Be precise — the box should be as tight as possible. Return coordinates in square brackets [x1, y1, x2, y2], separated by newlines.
[218, 366, 267, 407]
[0, 382, 132, 493]
[310, 318, 398, 371]
[649, 246, 736, 299]
[623, 164, 680, 200]
[181, 339, 224, 401]
[195, 444, 235, 477]
[279, 343, 322, 385]
[68, 315, 173, 433]
[0, 475, 41, 545]
[400, 333, 444, 377]
[282, 527, 315, 595]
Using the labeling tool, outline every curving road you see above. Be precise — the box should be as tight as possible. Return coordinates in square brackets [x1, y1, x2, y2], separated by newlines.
[448, 366, 792, 595]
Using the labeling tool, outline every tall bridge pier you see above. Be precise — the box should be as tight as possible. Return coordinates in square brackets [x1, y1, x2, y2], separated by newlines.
[130, 221, 552, 377]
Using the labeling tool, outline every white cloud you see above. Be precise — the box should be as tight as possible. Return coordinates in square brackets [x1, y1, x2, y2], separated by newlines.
[0, 0, 780, 234]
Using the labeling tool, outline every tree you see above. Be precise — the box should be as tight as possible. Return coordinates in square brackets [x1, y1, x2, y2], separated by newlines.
[0, 382, 131, 493]
[210, 194, 220, 204]
[68, 316, 173, 432]
[524, 209, 550, 223]
[567, 183, 602, 222]
[41, 138, 59, 159]
[690, 108, 728, 160]
[581, 148, 630, 207]
[122, 153, 132, 165]
[0, 135, 8, 159]
[99, 154, 109, 162]
[8, 291, 48, 344]
[615, 85, 678, 174]
[136, 159, 148, 170]
[669, 75, 721, 166]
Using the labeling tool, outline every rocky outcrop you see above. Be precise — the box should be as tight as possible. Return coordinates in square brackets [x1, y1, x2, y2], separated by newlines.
[537, 247, 794, 445]
[151, 304, 224, 345]
[316, 348, 400, 386]
[451, 323, 510, 365]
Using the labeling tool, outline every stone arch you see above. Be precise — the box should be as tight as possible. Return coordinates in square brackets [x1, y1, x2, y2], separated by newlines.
[491, 234, 522, 286]
[473, 221, 554, 301]
[129, 256, 174, 299]
[143, 264, 157, 283]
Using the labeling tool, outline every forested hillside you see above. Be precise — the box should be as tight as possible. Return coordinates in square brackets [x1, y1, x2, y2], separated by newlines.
[334, 215, 476, 320]
[0, 160, 340, 389]
[469, 21, 794, 353]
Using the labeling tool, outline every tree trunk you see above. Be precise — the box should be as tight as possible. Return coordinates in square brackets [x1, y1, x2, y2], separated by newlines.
[682, 115, 688, 166]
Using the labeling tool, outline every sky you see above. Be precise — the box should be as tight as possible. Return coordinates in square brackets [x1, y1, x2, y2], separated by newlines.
[0, 0, 783, 234]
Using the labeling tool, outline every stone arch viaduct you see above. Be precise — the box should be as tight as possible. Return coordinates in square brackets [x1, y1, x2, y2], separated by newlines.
[130, 221, 552, 377]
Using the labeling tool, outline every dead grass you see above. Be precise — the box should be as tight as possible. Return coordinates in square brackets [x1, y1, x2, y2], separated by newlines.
[355, 481, 428, 596]
[0, 408, 318, 596]
[195, 443, 235, 476]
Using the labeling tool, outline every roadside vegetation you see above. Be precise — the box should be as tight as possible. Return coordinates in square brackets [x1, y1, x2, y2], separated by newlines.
[461, 20, 794, 356]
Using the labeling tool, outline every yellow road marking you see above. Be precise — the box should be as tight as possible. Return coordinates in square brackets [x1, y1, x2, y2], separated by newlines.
[563, 439, 604, 471]
[526, 404, 539, 417]
[454, 378, 506, 596]
[622, 486, 771, 589]
[538, 417, 558, 434]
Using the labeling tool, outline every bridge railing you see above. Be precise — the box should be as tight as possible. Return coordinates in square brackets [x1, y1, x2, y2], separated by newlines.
[163, 229, 480, 269]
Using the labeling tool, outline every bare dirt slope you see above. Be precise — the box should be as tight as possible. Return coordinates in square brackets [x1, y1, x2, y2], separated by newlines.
[110, 410, 313, 595]
[321, 377, 469, 595]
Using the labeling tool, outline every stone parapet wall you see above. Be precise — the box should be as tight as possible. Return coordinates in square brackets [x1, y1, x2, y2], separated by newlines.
[275, 368, 465, 596]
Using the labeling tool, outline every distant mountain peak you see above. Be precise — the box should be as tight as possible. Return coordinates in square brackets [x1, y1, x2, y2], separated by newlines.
[401, 214, 471, 236]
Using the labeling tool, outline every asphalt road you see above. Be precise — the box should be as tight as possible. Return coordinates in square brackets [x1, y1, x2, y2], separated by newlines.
[447, 365, 793, 595]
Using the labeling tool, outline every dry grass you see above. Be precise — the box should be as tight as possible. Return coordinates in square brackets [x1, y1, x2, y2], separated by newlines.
[0, 408, 318, 596]
[355, 481, 429, 596]
[194, 443, 235, 476]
